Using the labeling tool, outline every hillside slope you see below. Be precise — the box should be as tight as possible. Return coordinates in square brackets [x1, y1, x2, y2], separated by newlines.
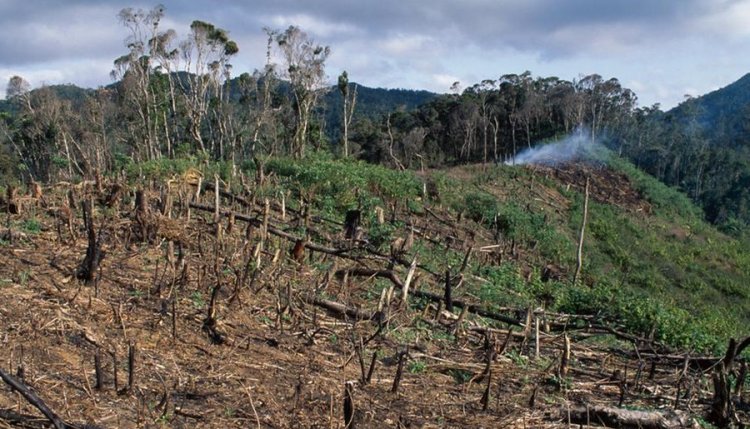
[670, 72, 750, 144]
[0, 154, 747, 427]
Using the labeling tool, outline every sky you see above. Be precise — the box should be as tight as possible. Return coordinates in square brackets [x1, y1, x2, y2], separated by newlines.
[1, 0, 750, 109]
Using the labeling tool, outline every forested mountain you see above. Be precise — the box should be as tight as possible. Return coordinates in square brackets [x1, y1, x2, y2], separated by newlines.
[621, 73, 750, 230]
[670, 72, 750, 144]
[363, 72, 750, 233]
[320, 84, 437, 140]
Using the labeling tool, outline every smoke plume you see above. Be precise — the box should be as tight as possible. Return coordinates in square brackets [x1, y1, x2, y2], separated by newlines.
[507, 127, 598, 166]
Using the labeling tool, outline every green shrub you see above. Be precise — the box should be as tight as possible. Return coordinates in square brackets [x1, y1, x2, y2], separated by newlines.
[21, 218, 41, 234]
[463, 191, 498, 223]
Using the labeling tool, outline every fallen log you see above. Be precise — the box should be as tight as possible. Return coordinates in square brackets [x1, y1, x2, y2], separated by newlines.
[189, 203, 438, 275]
[0, 368, 81, 429]
[189, 203, 353, 257]
[337, 268, 522, 327]
[608, 349, 722, 370]
[300, 294, 375, 321]
[565, 404, 695, 429]
[202, 182, 344, 226]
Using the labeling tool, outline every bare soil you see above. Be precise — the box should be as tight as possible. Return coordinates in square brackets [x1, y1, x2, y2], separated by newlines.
[0, 174, 735, 428]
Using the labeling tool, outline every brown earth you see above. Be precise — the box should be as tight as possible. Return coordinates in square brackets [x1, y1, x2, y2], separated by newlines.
[530, 162, 652, 214]
[0, 174, 736, 428]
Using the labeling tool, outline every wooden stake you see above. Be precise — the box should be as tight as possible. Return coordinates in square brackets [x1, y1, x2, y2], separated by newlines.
[213, 174, 220, 223]
[172, 295, 177, 343]
[76, 199, 105, 284]
[343, 381, 355, 429]
[452, 305, 468, 337]
[534, 312, 540, 360]
[573, 177, 590, 285]
[391, 351, 406, 393]
[374, 206, 384, 225]
[128, 342, 136, 390]
[560, 333, 570, 379]
[444, 269, 453, 312]
[377, 288, 388, 313]
[481, 368, 492, 411]
[401, 257, 418, 308]
[498, 327, 514, 356]
[94, 349, 103, 390]
[366, 350, 378, 384]
[112, 351, 119, 392]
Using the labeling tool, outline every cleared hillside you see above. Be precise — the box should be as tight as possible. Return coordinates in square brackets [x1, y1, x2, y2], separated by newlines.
[0, 154, 747, 427]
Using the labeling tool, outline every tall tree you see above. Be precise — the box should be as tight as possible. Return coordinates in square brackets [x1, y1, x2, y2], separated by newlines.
[338, 71, 358, 157]
[112, 4, 169, 161]
[179, 20, 239, 158]
[275, 26, 330, 158]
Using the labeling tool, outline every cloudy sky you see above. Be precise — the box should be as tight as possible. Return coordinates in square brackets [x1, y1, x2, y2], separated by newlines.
[1, 0, 749, 109]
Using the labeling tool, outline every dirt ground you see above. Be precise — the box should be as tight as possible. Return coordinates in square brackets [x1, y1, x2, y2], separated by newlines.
[0, 175, 735, 428]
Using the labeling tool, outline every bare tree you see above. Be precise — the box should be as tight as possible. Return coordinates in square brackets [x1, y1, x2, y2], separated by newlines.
[112, 4, 168, 161]
[179, 20, 239, 158]
[338, 71, 357, 157]
[6, 76, 32, 111]
[275, 26, 330, 158]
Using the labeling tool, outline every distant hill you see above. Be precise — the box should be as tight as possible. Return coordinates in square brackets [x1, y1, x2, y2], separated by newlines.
[616, 72, 750, 229]
[0, 83, 93, 115]
[323, 83, 437, 118]
[669, 72, 750, 147]
[2, 77, 437, 145]
[320, 83, 438, 141]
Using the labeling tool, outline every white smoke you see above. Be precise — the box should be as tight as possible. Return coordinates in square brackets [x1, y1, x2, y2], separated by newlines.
[507, 127, 598, 166]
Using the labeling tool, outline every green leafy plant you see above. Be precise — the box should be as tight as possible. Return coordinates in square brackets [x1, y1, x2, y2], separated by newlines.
[407, 360, 426, 374]
[21, 218, 41, 234]
[190, 291, 205, 309]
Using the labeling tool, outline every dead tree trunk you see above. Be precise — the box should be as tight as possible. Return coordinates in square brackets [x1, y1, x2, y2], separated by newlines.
[76, 200, 104, 284]
[709, 336, 750, 426]
[567, 405, 694, 429]
[6, 185, 20, 215]
[0, 368, 79, 429]
[573, 177, 590, 285]
[344, 209, 360, 239]
[134, 188, 155, 243]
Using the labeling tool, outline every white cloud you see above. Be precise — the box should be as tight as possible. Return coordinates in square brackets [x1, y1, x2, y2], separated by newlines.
[0, 0, 748, 110]
[430, 73, 462, 92]
[693, 0, 750, 38]
[264, 13, 360, 38]
[0, 58, 113, 98]
[378, 34, 433, 56]
[545, 22, 646, 57]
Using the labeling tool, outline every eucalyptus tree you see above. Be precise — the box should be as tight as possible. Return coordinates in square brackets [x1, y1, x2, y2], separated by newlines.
[6, 76, 31, 111]
[515, 72, 541, 149]
[242, 28, 281, 157]
[112, 4, 169, 161]
[149, 27, 180, 157]
[338, 71, 358, 157]
[465, 79, 496, 164]
[179, 20, 239, 159]
[275, 26, 330, 158]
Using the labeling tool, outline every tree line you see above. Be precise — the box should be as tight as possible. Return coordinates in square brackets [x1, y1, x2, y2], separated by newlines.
[2, 4, 750, 231]
[1, 5, 336, 182]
